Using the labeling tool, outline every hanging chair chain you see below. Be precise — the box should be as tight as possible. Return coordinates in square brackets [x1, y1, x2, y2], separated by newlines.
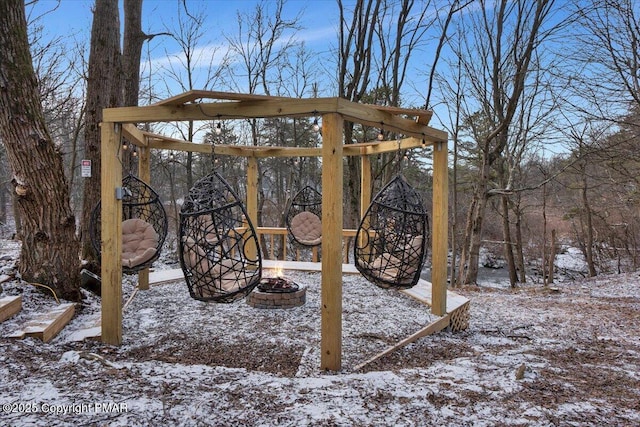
[211, 138, 216, 167]
[396, 136, 403, 174]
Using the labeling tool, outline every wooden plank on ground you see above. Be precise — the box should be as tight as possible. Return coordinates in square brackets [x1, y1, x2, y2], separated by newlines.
[353, 315, 451, 371]
[352, 279, 472, 371]
[5, 330, 26, 339]
[264, 260, 360, 274]
[148, 262, 361, 286]
[0, 295, 22, 323]
[148, 269, 184, 285]
[8, 303, 75, 342]
[401, 279, 433, 306]
[67, 315, 102, 342]
[401, 279, 470, 313]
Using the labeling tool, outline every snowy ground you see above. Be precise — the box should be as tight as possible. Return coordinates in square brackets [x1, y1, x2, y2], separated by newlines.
[1, 238, 639, 426]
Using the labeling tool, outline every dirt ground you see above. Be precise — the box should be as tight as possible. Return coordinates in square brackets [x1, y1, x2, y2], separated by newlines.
[1, 246, 639, 426]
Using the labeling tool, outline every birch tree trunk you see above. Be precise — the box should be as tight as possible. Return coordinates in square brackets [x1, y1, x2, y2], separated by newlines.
[0, 0, 81, 300]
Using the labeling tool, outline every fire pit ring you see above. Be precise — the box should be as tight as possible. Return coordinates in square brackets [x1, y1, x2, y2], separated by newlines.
[247, 277, 306, 309]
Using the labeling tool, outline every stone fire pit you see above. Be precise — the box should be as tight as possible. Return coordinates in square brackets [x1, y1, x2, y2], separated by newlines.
[247, 276, 306, 309]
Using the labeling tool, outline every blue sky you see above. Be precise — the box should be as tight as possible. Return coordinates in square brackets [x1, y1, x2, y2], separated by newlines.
[28, 0, 339, 40]
[25, 1, 589, 156]
[28, 1, 376, 108]
[28, 0, 344, 75]
[26, 1, 436, 106]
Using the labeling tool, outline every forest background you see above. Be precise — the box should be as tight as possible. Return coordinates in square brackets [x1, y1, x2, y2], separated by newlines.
[1, 0, 639, 299]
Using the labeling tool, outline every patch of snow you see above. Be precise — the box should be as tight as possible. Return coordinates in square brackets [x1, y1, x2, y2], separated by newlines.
[479, 247, 506, 269]
[1, 238, 639, 426]
[555, 246, 588, 272]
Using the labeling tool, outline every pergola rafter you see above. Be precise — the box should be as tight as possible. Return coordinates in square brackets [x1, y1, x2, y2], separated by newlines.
[106, 90, 444, 141]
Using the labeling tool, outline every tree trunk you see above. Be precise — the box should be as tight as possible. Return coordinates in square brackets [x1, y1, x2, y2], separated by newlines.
[498, 158, 517, 286]
[0, 0, 81, 300]
[466, 192, 488, 285]
[123, 0, 144, 108]
[501, 193, 518, 287]
[514, 200, 526, 283]
[582, 172, 597, 277]
[458, 161, 490, 286]
[345, 156, 360, 228]
[186, 121, 194, 190]
[548, 228, 556, 283]
[121, 0, 144, 173]
[12, 191, 22, 238]
[66, 105, 84, 209]
[456, 192, 476, 286]
[449, 139, 458, 288]
[542, 181, 547, 286]
[81, 0, 123, 269]
[0, 182, 6, 225]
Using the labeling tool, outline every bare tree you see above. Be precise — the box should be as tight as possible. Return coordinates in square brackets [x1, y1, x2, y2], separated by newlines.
[338, 0, 441, 226]
[157, 1, 222, 190]
[574, 0, 640, 117]
[0, 0, 81, 300]
[225, 0, 300, 96]
[450, 0, 558, 286]
[430, 1, 474, 287]
[27, 5, 88, 221]
[224, 0, 301, 239]
[337, 0, 381, 227]
[80, 0, 123, 269]
[561, 1, 640, 274]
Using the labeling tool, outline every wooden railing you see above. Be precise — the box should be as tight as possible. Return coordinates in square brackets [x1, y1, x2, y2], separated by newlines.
[256, 227, 357, 263]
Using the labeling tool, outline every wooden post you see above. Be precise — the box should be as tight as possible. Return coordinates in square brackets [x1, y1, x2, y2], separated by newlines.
[137, 143, 150, 290]
[431, 142, 448, 316]
[321, 112, 344, 371]
[358, 149, 372, 253]
[246, 156, 259, 261]
[360, 148, 371, 219]
[101, 122, 123, 345]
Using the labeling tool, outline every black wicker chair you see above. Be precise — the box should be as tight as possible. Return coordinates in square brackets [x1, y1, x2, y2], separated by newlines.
[179, 171, 262, 303]
[285, 185, 323, 247]
[354, 175, 429, 289]
[90, 174, 168, 273]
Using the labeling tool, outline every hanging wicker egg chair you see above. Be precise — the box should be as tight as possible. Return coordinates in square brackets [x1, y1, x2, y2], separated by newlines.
[354, 175, 429, 289]
[90, 174, 168, 273]
[285, 185, 323, 247]
[178, 171, 262, 303]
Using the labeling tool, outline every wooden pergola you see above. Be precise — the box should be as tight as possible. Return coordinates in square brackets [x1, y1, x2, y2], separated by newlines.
[99, 90, 450, 371]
